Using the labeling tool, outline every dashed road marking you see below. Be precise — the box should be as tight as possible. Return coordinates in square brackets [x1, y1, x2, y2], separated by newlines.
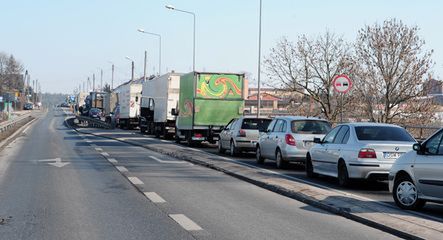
[144, 192, 166, 203]
[108, 158, 118, 164]
[116, 166, 128, 172]
[149, 156, 189, 164]
[128, 177, 144, 185]
[86, 140, 92, 143]
[95, 147, 103, 151]
[90, 144, 97, 147]
[100, 152, 109, 157]
[169, 214, 203, 231]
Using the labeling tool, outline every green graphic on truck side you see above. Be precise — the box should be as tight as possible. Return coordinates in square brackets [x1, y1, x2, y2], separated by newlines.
[196, 74, 243, 99]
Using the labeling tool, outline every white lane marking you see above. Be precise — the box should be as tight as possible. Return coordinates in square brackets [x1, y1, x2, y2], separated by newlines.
[116, 166, 128, 172]
[169, 214, 203, 231]
[144, 192, 166, 203]
[108, 158, 118, 164]
[128, 177, 144, 185]
[149, 156, 189, 164]
[86, 140, 92, 143]
[160, 140, 169, 143]
[90, 144, 97, 147]
[101, 152, 110, 157]
[95, 147, 103, 151]
[22, 125, 31, 134]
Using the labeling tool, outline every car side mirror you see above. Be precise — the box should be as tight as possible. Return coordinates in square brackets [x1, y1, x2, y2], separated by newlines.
[413, 143, 423, 153]
[313, 138, 322, 144]
[171, 108, 178, 116]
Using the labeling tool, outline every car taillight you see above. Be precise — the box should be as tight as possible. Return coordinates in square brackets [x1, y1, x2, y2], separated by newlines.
[285, 134, 296, 146]
[238, 129, 246, 137]
[358, 148, 377, 158]
[194, 133, 203, 138]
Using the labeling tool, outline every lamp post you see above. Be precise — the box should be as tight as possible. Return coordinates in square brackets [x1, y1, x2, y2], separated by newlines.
[125, 56, 135, 81]
[257, 0, 262, 118]
[107, 61, 115, 90]
[137, 29, 162, 76]
[165, 4, 196, 72]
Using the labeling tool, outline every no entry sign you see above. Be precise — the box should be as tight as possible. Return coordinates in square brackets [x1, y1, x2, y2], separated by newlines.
[332, 75, 352, 93]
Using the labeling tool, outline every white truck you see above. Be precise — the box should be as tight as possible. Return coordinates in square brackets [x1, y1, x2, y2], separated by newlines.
[103, 92, 118, 124]
[139, 72, 182, 138]
[113, 80, 143, 129]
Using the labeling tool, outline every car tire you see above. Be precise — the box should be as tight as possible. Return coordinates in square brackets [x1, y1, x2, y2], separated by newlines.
[393, 175, 426, 210]
[338, 161, 351, 187]
[230, 141, 239, 156]
[306, 154, 318, 178]
[140, 127, 146, 134]
[275, 149, 288, 169]
[218, 140, 225, 154]
[256, 146, 265, 164]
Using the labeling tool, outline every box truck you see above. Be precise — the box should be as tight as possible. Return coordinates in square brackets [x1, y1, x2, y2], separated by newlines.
[113, 80, 142, 129]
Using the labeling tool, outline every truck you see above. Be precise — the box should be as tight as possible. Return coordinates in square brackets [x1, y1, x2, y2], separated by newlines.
[175, 72, 245, 146]
[139, 72, 182, 138]
[103, 92, 118, 124]
[113, 79, 143, 129]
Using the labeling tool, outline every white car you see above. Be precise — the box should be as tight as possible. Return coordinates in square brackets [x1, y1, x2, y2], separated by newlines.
[307, 123, 416, 187]
[389, 128, 443, 210]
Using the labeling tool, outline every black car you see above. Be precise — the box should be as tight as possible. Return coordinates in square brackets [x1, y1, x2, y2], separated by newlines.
[88, 108, 102, 119]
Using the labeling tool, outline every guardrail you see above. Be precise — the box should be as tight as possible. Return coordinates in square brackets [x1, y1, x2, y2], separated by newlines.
[0, 113, 32, 133]
[75, 115, 114, 129]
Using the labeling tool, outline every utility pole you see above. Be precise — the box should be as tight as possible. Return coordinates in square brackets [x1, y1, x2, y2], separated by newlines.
[111, 64, 114, 90]
[131, 61, 135, 81]
[100, 69, 103, 91]
[87, 77, 90, 92]
[143, 50, 147, 82]
[257, 0, 263, 118]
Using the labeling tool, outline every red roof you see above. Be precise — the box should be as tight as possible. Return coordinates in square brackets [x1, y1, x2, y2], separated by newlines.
[248, 93, 281, 101]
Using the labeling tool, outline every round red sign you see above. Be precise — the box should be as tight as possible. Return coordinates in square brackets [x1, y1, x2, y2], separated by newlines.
[332, 75, 352, 93]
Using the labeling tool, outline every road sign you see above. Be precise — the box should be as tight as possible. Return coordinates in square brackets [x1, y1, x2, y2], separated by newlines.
[332, 75, 352, 93]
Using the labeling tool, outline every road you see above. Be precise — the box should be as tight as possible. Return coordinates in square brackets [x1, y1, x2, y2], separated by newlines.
[0, 110, 399, 239]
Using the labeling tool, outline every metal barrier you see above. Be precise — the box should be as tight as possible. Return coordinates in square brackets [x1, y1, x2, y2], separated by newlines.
[0, 113, 32, 133]
[402, 125, 441, 141]
[76, 115, 114, 129]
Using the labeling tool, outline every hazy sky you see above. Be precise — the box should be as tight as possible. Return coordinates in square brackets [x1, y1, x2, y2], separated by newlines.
[1, 0, 442, 93]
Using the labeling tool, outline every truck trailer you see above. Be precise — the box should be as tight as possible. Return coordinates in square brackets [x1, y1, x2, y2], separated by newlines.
[139, 72, 182, 138]
[175, 72, 245, 146]
[113, 80, 142, 129]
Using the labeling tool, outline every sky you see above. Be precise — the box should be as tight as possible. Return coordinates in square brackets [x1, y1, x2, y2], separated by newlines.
[1, 0, 442, 93]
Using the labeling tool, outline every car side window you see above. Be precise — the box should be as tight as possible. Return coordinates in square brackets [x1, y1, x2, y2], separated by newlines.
[323, 126, 342, 144]
[280, 121, 287, 132]
[266, 120, 277, 133]
[225, 119, 236, 130]
[341, 128, 350, 144]
[424, 130, 443, 155]
[334, 126, 349, 144]
[273, 120, 284, 132]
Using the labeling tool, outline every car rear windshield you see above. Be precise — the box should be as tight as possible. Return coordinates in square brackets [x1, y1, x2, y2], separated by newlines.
[241, 118, 272, 132]
[355, 126, 415, 141]
[291, 120, 331, 134]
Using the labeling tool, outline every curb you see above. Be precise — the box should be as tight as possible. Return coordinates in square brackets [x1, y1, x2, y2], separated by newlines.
[66, 118, 426, 240]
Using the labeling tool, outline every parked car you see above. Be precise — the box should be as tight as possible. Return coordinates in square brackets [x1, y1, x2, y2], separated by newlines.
[23, 103, 34, 110]
[88, 108, 102, 119]
[256, 116, 331, 169]
[389, 128, 443, 210]
[307, 123, 416, 186]
[218, 117, 272, 156]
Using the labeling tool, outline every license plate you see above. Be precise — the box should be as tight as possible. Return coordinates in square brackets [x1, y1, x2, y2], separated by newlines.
[383, 152, 403, 159]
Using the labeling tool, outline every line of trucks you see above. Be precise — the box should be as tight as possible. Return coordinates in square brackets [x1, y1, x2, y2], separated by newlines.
[76, 71, 247, 146]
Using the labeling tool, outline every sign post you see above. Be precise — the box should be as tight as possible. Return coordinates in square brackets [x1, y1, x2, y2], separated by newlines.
[332, 75, 353, 123]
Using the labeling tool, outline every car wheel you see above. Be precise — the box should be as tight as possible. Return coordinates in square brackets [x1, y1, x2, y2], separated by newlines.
[218, 140, 225, 154]
[230, 141, 239, 156]
[306, 154, 317, 178]
[338, 161, 351, 187]
[256, 146, 264, 164]
[393, 175, 426, 210]
[275, 149, 288, 169]
[140, 127, 146, 134]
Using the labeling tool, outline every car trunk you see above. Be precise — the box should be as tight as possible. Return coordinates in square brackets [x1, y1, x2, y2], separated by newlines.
[360, 141, 415, 162]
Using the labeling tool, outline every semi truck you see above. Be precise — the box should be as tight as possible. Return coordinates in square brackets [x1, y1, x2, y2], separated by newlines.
[175, 72, 245, 146]
[113, 80, 143, 129]
[139, 72, 182, 138]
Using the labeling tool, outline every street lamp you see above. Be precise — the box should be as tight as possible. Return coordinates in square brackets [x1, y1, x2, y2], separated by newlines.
[125, 56, 135, 81]
[108, 61, 115, 90]
[257, 0, 263, 117]
[165, 4, 196, 72]
[137, 28, 162, 76]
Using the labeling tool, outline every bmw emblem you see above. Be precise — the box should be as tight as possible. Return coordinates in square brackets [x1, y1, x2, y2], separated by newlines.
[395, 147, 400, 151]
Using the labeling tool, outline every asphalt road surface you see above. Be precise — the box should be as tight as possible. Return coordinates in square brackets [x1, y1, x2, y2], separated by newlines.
[0, 110, 398, 239]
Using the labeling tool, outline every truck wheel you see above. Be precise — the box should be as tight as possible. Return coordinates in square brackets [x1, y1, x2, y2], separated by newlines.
[174, 129, 181, 143]
[140, 127, 146, 134]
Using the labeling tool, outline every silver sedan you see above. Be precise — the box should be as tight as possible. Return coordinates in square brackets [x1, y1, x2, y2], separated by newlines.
[307, 123, 416, 187]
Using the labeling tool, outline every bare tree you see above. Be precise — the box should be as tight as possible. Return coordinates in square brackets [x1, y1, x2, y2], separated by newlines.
[354, 19, 434, 123]
[264, 32, 354, 121]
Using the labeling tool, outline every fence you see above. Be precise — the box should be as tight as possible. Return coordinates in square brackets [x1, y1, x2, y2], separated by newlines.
[0, 113, 32, 134]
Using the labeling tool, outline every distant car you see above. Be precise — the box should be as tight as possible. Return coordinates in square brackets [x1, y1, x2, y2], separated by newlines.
[218, 117, 272, 156]
[256, 116, 331, 169]
[110, 105, 120, 126]
[307, 123, 416, 186]
[88, 108, 102, 119]
[389, 128, 443, 210]
[23, 103, 34, 110]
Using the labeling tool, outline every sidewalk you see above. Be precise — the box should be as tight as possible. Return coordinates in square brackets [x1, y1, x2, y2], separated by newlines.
[69, 119, 443, 240]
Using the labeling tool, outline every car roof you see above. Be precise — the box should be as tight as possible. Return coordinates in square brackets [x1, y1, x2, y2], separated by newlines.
[239, 116, 271, 120]
[340, 122, 403, 128]
[273, 116, 329, 122]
